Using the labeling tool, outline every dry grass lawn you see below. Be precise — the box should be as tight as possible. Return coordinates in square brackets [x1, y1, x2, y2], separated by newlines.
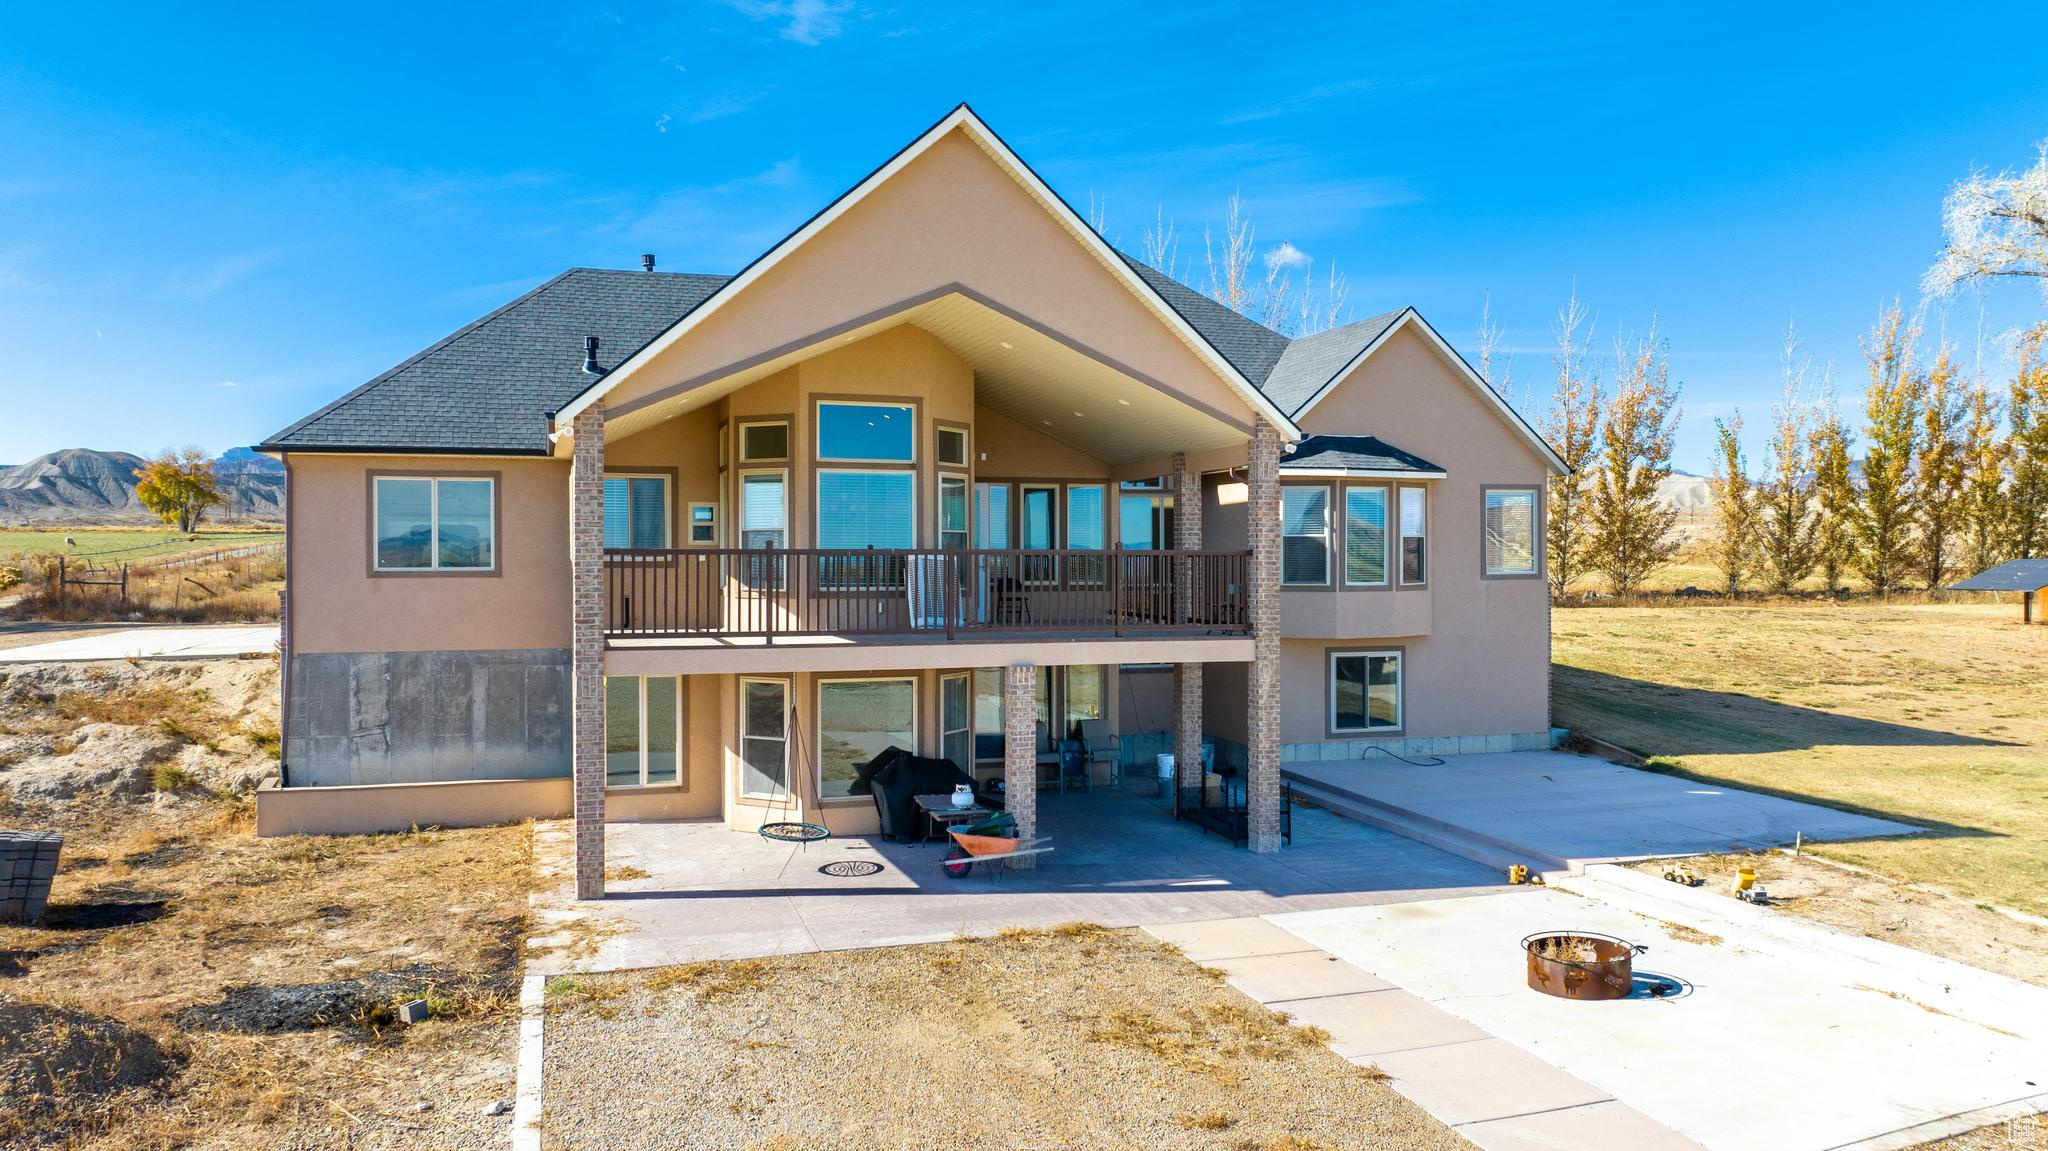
[541, 925, 1469, 1151]
[1554, 601, 2048, 915]
[0, 795, 535, 1149]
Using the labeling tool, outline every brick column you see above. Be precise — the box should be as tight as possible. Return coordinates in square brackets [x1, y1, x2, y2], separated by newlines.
[570, 404, 608, 900]
[1245, 418, 1283, 852]
[1171, 452, 1204, 808]
[1003, 662, 1038, 868]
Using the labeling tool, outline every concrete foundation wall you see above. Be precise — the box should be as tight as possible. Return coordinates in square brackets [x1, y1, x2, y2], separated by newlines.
[285, 648, 571, 787]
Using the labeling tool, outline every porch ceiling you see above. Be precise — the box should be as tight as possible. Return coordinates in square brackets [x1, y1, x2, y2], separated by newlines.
[599, 291, 1251, 465]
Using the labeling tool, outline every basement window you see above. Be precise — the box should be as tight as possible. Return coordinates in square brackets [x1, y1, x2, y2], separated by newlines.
[604, 675, 681, 788]
[1330, 651, 1402, 733]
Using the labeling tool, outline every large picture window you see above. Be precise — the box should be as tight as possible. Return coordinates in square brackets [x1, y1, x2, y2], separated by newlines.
[817, 469, 915, 588]
[817, 401, 915, 462]
[602, 475, 669, 549]
[1331, 650, 1402, 733]
[373, 475, 495, 571]
[818, 677, 917, 799]
[1484, 488, 1540, 577]
[1399, 487, 1427, 585]
[739, 679, 788, 799]
[604, 675, 680, 788]
[1281, 486, 1331, 585]
[1344, 484, 1388, 585]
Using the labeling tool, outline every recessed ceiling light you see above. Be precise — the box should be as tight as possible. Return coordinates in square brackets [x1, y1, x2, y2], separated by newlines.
[1072, 410, 1084, 418]
[1041, 418, 1053, 426]
[1117, 398, 1130, 406]
[999, 341, 1014, 349]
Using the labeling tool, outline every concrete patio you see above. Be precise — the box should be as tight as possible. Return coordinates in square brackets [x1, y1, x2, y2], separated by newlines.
[1285, 750, 1919, 872]
[527, 786, 1508, 975]
[0, 624, 279, 662]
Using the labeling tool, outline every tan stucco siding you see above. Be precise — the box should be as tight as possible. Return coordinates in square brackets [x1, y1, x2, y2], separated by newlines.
[975, 403, 1112, 480]
[599, 131, 1257, 429]
[287, 454, 570, 654]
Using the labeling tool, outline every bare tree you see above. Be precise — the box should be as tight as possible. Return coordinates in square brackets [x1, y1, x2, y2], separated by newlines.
[1587, 323, 1683, 597]
[1758, 326, 1820, 593]
[1915, 347, 1968, 589]
[1707, 412, 1759, 597]
[1924, 142, 2048, 316]
[1477, 294, 1512, 402]
[1958, 378, 2009, 575]
[1320, 259, 1350, 335]
[1203, 191, 1255, 316]
[1852, 303, 1921, 596]
[1542, 291, 1602, 597]
[1141, 205, 1181, 280]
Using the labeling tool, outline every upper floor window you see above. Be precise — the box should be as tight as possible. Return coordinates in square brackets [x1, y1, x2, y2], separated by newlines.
[602, 474, 669, 549]
[1281, 486, 1331, 585]
[373, 475, 494, 572]
[936, 425, 970, 468]
[1399, 487, 1427, 585]
[817, 401, 914, 463]
[1343, 484, 1388, 586]
[1484, 488, 1540, 577]
[738, 420, 789, 463]
[687, 502, 718, 545]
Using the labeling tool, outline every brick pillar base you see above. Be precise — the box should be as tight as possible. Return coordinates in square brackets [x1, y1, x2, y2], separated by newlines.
[1245, 418, 1283, 852]
[570, 404, 608, 899]
[1003, 663, 1038, 869]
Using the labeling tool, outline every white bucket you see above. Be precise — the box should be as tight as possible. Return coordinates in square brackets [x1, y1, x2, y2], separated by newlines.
[1157, 753, 1176, 780]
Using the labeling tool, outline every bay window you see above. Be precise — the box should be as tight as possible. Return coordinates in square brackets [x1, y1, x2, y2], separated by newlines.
[1344, 484, 1388, 585]
[1281, 485, 1331, 585]
[1399, 487, 1427, 585]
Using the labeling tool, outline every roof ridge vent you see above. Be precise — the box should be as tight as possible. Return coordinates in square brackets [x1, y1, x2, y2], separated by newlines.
[582, 335, 601, 375]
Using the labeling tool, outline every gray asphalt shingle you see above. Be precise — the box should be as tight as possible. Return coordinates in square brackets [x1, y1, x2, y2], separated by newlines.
[1280, 435, 1444, 475]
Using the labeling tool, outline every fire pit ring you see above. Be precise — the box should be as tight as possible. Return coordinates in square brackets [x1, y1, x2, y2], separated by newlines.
[1522, 931, 1646, 1001]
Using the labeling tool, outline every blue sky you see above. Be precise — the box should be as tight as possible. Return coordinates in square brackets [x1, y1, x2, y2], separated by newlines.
[2, 3, 2044, 473]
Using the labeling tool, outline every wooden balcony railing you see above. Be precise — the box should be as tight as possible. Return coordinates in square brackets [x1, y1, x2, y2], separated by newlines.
[602, 547, 1250, 641]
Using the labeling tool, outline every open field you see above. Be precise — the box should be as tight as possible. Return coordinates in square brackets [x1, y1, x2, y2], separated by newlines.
[1554, 602, 2048, 915]
[542, 924, 1464, 1151]
[0, 525, 282, 565]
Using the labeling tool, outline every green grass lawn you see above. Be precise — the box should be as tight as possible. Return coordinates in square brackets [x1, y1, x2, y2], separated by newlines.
[1553, 601, 2048, 915]
[0, 526, 282, 565]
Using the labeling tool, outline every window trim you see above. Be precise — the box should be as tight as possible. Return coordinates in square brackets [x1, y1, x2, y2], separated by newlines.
[604, 675, 686, 790]
[814, 467, 917, 590]
[602, 469, 676, 550]
[1327, 646, 1405, 736]
[737, 417, 792, 464]
[687, 501, 719, 546]
[935, 421, 971, 469]
[1397, 484, 1429, 588]
[815, 673, 919, 804]
[737, 676, 791, 802]
[1280, 482, 1333, 588]
[940, 671, 972, 772]
[1341, 482, 1391, 588]
[814, 397, 919, 464]
[736, 468, 790, 589]
[1480, 484, 1544, 580]
[937, 473, 970, 550]
[366, 470, 502, 577]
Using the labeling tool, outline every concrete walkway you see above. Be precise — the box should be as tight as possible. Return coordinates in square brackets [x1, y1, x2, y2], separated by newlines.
[1146, 915, 1705, 1151]
[1264, 870, 2048, 1151]
[0, 624, 278, 662]
[1284, 750, 1917, 872]
[526, 787, 1508, 975]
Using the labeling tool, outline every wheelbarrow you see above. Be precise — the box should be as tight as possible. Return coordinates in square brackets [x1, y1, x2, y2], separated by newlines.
[941, 825, 1054, 879]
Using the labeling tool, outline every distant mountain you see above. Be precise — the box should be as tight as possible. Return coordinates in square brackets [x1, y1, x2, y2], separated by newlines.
[1658, 468, 1711, 512]
[0, 448, 283, 525]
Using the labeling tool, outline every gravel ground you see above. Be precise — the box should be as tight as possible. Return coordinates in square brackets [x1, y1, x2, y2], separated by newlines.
[542, 924, 1471, 1151]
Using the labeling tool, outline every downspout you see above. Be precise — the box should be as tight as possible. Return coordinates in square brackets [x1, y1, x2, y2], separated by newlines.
[277, 452, 292, 788]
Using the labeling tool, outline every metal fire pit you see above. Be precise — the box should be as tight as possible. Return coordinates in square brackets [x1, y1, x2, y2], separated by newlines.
[1522, 931, 1645, 1001]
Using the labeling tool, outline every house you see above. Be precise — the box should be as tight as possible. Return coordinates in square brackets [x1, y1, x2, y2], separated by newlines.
[254, 105, 1565, 898]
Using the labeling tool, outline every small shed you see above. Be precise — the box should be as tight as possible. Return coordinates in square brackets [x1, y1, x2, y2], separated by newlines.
[1949, 559, 2048, 623]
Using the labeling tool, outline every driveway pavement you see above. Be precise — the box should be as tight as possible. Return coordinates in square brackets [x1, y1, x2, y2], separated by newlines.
[0, 624, 278, 662]
[1284, 750, 1917, 871]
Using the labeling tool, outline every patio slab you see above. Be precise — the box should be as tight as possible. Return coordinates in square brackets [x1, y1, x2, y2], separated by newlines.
[1272, 988, 1490, 1059]
[1209, 948, 1393, 1002]
[1369, 1037, 1614, 1126]
[1144, 914, 1317, 962]
[526, 787, 1507, 975]
[1283, 750, 1917, 870]
[0, 624, 278, 662]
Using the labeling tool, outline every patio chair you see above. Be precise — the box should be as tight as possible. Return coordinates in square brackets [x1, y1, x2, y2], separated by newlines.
[1077, 718, 1119, 785]
[1058, 738, 1090, 793]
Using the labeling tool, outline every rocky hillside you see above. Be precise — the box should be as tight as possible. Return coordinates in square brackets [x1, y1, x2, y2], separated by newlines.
[0, 448, 282, 524]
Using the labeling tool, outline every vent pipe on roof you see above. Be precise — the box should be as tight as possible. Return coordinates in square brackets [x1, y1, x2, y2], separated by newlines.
[640, 253, 656, 272]
[582, 336, 601, 375]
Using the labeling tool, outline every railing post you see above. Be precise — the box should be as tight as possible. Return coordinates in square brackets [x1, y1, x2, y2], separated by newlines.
[944, 552, 957, 640]
[1111, 543, 1123, 637]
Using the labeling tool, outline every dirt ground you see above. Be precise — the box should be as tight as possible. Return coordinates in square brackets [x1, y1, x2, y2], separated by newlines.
[0, 656, 540, 1149]
[1630, 852, 2048, 990]
[541, 924, 1470, 1151]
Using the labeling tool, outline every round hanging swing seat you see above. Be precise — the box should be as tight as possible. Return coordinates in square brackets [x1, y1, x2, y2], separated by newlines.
[759, 821, 831, 844]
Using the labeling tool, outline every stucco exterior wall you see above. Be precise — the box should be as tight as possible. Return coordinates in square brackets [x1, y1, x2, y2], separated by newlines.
[599, 130, 1259, 433]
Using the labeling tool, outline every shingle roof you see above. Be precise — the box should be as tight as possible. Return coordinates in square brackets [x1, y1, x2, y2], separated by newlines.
[1950, 558, 2048, 592]
[263, 249, 1418, 455]
[259, 269, 728, 455]
[1258, 311, 1407, 417]
[1279, 434, 1444, 475]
